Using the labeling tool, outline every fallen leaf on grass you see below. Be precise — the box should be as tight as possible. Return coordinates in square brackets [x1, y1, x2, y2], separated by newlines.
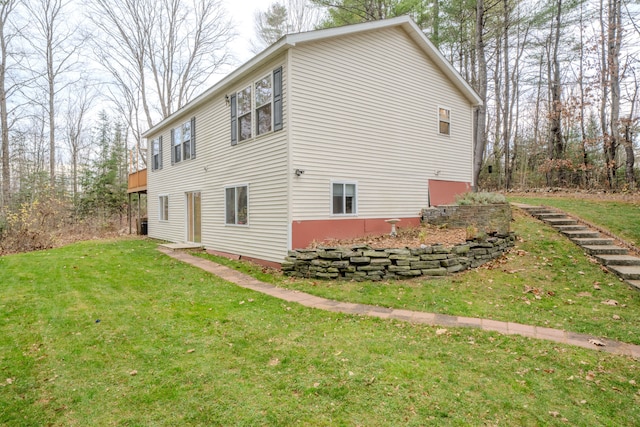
[586, 371, 596, 381]
[601, 299, 619, 306]
[612, 315, 621, 320]
[577, 292, 592, 298]
[436, 329, 448, 336]
[129, 370, 138, 376]
[588, 339, 606, 347]
[187, 349, 195, 353]
[5, 378, 13, 385]
[549, 411, 560, 418]
[268, 358, 280, 366]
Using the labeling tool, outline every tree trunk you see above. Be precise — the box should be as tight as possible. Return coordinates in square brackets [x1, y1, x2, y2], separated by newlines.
[472, 0, 487, 191]
[579, 0, 589, 188]
[502, 0, 511, 189]
[608, 0, 622, 189]
[549, 0, 564, 185]
[0, 2, 12, 207]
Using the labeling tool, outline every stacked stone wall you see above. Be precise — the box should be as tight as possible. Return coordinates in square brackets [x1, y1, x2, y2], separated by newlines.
[283, 233, 516, 281]
[421, 203, 511, 235]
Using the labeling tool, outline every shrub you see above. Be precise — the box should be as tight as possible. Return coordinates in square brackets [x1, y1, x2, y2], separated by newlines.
[455, 192, 506, 206]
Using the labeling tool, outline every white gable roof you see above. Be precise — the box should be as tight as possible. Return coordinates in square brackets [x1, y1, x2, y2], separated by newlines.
[143, 15, 482, 138]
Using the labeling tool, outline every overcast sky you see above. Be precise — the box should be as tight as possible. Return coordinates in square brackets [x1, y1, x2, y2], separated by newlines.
[223, 0, 265, 63]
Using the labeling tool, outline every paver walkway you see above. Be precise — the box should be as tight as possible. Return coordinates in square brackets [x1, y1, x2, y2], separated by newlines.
[158, 247, 640, 359]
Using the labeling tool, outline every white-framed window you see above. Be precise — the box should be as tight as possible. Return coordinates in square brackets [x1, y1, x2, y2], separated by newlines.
[171, 117, 196, 164]
[230, 67, 283, 145]
[438, 107, 451, 135]
[159, 195, 169, 221]
[151, 137, 162, 170]
[237, 86, 252, 142]
[225, 185, 248, 225]
[332, 182, 357, 215]
[152, 139, 159, 169]
[255, 75, 272, 136]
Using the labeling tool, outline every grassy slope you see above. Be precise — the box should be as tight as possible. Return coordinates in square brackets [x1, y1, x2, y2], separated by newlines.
[1, 238, 639, 425]
[508, 195, 640, 246]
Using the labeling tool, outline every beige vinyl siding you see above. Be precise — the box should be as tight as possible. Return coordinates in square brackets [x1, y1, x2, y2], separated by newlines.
[147, 56, 289, 262]
[289, 27, 473, 220]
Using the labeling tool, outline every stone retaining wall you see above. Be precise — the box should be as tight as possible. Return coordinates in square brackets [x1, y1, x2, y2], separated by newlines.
[283, 233, 516, 281]
[421, 203, 511, 235]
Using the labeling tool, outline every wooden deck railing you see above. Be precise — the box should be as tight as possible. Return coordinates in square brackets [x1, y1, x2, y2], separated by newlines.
[128, 169, 147, 193]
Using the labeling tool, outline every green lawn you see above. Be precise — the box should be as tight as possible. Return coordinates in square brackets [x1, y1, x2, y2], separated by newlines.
[508, 195, 640, 247]
[204, 211, 640, 345]
[2, 238, 640, 425]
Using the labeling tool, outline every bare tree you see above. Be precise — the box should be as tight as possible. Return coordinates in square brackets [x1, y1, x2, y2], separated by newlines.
[0, 0, 21, 207]
[252, 0, 324, 52]
[548, 0, 564, 185]
[473, 0, 487, 190]
[621, 67, 638, 188]
[88, 0, 234, 130]
[607, 0, 622, 189]
[24, 0, 81, 188]
[63, 81, 94, 200]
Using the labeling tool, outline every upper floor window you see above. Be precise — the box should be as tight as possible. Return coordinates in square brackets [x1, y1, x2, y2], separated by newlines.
[171, 117, 196, 164]
[238, 86, 252, 142]
[332, 182, 357, 215]
[230, 67, 283, 146]
[439, 107, 451, 135]
[255, 76, 272, 136]
[151, 136, 163, 170]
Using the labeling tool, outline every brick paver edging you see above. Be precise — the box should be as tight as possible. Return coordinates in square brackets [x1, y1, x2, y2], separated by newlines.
[159, 247, 640, 359]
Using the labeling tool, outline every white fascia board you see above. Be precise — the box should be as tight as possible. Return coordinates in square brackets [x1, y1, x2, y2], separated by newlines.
[142, 39, 292, 138]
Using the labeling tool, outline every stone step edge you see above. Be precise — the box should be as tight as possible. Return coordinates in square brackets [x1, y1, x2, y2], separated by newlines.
[513, 204, 637, 287]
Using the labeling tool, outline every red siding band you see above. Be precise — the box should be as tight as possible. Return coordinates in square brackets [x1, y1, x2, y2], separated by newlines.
[428, 180, 471, 206]
[291, 217, 421, 250]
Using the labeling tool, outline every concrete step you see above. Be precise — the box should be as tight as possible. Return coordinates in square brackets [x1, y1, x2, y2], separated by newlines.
[595, 254, 640, 266]
[607, 265, 640, 280]
[582, 245, 629, 255]
[571, 237, 615, 246]
[545, 218, 578, 226]
[626, 280, 640, 291]
[562, 230, 600, 239]
[536, 212, 566, 219]
[554, 225, 589, 232]
[519, 205, 545, 212]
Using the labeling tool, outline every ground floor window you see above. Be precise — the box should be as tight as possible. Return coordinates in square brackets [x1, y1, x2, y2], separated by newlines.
[332, 182, 357, 215]
[225, 185, 248, 225]
[159, 195, 169, 220]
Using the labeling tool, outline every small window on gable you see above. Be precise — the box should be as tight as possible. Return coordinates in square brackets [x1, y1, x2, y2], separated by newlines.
[171, 118, 196, 164]
[225, 185, 248, 225]
[439, 107, 451, 135]
[332, 182, 357, 215]
[159, 195, 169, 221]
